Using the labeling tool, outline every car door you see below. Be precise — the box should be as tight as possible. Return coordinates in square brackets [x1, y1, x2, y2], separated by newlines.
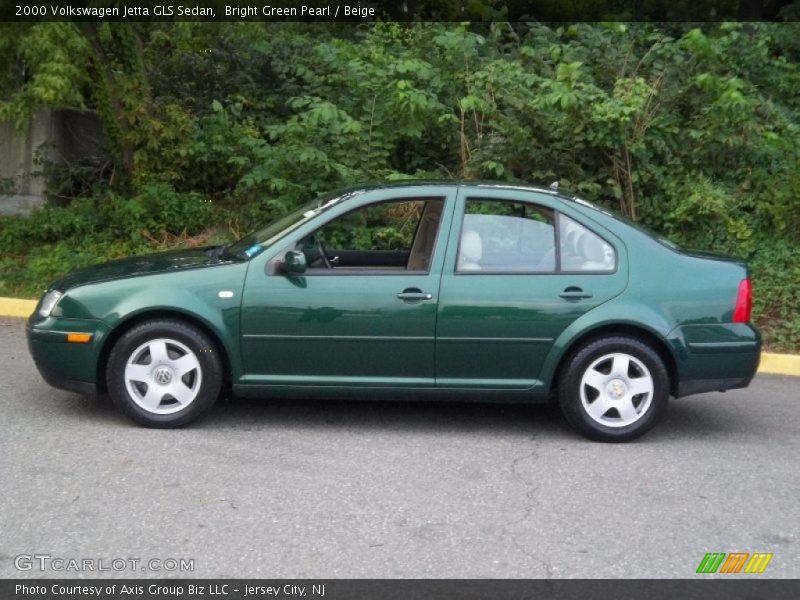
[239, 186, 456, 388]
[435, 187, 627, 390]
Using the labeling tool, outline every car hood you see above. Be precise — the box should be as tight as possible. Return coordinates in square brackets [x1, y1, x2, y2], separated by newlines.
[53, 247, 233, 291]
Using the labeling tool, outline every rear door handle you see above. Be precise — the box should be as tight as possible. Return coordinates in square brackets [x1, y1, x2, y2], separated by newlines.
[559, 286, 593, 300]
[397, 288, 433, 302]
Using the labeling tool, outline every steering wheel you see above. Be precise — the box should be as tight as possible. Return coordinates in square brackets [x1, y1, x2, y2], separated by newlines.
[315, 235, 332, 269]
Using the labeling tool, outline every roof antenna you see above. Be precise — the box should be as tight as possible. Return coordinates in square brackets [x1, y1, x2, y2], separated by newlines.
[549, 180, 559, 191]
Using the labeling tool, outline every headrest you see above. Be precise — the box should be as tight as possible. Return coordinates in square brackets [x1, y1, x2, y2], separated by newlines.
[460, 230, 483, 263]
[578, 233, 606, 262]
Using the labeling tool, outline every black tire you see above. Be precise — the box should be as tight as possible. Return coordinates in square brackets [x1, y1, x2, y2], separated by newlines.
[558, 336, 669, 442]
[106, 319, 223, 428]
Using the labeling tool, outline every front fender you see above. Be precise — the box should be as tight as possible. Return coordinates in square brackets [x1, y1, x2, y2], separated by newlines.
[64, 264, 248, 382]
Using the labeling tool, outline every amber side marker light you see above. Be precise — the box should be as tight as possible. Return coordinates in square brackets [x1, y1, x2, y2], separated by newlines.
[66, 333, 93, 343]
[733, 278, 752, 324]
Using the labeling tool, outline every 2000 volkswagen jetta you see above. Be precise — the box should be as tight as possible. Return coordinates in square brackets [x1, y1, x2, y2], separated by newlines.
[27, 182, 761, 441]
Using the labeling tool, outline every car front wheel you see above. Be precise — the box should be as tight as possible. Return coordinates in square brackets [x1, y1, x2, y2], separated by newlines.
[558, 336, 669, 442]
[106, 319, 223, 427]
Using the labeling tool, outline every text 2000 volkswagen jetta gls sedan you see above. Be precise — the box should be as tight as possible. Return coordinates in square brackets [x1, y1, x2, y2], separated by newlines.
[27, 182, 760, 441]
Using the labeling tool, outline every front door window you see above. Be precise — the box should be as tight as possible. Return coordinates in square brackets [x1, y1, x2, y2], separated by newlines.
[299, 198, 445, 272]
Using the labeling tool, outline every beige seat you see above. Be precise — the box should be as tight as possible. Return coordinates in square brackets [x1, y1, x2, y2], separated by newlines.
[458, 230, 483, 271]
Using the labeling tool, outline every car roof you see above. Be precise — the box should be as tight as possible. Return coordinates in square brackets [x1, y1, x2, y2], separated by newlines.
[335, 179, 566, 197]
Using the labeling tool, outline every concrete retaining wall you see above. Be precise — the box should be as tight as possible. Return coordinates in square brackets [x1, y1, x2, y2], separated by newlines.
[0, 109, 106, 216]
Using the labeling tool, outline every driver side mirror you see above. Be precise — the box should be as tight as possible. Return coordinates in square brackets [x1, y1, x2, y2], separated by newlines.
[281, 249, 307, 275]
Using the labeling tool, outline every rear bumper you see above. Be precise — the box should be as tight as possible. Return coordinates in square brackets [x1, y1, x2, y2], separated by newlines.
[677, 376, 754, 397]
[668, 323, 761, 398]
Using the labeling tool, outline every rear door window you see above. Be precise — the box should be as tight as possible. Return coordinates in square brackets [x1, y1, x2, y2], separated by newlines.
[458, 200, 556, 272]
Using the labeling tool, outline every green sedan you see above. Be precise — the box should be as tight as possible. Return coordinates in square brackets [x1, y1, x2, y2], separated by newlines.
[27, 182, 760, 441]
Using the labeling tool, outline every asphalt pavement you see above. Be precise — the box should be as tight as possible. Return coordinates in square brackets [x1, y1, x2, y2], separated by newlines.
[1, 316, 798, 578]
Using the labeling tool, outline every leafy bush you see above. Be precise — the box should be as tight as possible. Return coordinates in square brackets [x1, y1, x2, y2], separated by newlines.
[750, 239, 800, 352]
[0, 184, 223, 297]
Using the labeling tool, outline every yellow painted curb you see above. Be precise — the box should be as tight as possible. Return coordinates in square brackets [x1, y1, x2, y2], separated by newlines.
[759, 352, 800, 377]
[0, 297, 37, 318]
[0, 295, 798, 376]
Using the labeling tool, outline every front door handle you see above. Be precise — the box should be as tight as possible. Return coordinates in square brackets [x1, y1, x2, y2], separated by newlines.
[559, 286, 593, 300]
[397, 287, 433, 302]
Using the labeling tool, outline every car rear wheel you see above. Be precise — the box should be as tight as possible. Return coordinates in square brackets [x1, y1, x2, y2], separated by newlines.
[106, 319, 223, 427]
[558, 336, 669, 442]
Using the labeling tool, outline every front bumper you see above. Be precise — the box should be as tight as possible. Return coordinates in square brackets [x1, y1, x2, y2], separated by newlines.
[27, 314, 110, 396]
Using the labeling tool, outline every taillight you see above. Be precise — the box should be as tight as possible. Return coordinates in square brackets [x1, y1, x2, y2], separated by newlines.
[733, 278, 752, 323]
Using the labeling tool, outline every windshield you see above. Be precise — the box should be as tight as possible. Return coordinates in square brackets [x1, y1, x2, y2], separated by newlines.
[225, 190, 363, 259]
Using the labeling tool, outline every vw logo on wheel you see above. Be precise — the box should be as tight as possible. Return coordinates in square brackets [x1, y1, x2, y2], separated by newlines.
[154, 367, 172, 385]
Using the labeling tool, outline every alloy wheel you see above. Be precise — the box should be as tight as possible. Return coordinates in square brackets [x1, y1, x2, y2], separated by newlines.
[579, 352, 654, 427]
[124, 338, 203, 414]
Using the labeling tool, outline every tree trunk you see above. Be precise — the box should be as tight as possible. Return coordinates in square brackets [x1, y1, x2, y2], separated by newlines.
[81, 24, 138, 192]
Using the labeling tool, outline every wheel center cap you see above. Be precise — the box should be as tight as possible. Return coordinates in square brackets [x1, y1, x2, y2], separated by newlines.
[154, 367, 173, 385]
[607, 378, 627, 399]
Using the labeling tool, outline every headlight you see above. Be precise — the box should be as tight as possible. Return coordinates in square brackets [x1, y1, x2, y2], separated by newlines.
[38, 290, 63, 317]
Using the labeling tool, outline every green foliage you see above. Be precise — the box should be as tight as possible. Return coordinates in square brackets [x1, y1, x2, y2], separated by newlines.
[1, 21, 799, 349]
[750, 239, 800, 351]
[0, 185, 220, 298]
[131, 182, 214, 237]
[318, 200, 424, 252]
[0, 23, 90, 127]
